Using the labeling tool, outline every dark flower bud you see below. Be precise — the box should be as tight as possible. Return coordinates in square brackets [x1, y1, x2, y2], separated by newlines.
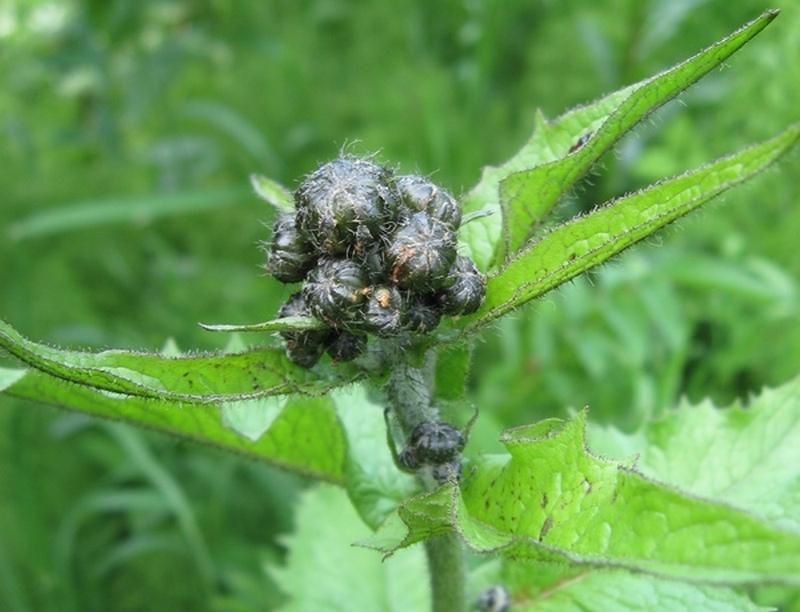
[396, 174, 461, 230]
[325, 330, 367, 363]
[265, 214, 316, 283]
[408, 420, 466, 464]
[401, 292, 442, 335]
[363, 285, 405, 337]
[295, 158, 399, 255]
[438, 255, 487, 315]
[386, 212, 457, 291]
[277, 293, 332, 369]
[302, 257, 368, 326]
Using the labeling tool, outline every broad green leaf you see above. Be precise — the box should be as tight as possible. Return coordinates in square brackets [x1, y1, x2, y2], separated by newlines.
[268, 484, 429, 612]
[498, 10, 779, 258]
[364, 411, 800, 585]
[0, 319, 362, 402]
[333, 386, 419, 530]
[250, 173, 294, 212]
[7, 188, 249, 241]
[499, 565, 768, 612]
[199, 315, 325, 333]
[1, 367, 347, 483]
[589, 374, 800, 534]
[454, 124, 800, 337]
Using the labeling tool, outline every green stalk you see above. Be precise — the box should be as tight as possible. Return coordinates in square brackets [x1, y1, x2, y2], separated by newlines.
[384, 346, 468, 612]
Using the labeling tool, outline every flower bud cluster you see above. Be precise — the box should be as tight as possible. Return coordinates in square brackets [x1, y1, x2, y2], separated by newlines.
[264, 157, 486, 368]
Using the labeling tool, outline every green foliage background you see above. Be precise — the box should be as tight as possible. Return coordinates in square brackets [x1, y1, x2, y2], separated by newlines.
[1, 0, 799, 609]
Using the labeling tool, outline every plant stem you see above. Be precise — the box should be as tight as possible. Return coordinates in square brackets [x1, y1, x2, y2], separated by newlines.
[383, 346, 468, 612]
[426, 533, 467, 612]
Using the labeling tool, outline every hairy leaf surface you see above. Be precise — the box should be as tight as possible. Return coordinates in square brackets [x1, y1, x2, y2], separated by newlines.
[0, 320, 360, 402]
[363, 411, 800, 585]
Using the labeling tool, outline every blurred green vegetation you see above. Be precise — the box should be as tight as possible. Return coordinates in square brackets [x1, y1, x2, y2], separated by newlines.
[1, 0, 798, 609]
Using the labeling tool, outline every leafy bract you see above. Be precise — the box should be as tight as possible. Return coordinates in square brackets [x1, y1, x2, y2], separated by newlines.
[250, 173, 294, 212]
[458, 10, 779, 271]
[268, 484, 429, 612]
[0, 319, 361, 402]
[363, 411, 800, 585]
[589, 374, 800, 534]
[454, 123, 800, 337]
[1, 367, 347, 482]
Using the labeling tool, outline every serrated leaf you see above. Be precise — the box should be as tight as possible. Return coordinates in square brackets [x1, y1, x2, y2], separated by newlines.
[454, 124, 800, 337]
[589, 374, 800, 534]
[333, 386, 419, 530]
[199, 316, 325, 333]
[0, 319, 361, 402]
[250, 174, 294, 212]
[364, 411, 800, 585]
[1, 367, 346, 482]
[268, 484, 429, 612]
[498, 10, 779, 259]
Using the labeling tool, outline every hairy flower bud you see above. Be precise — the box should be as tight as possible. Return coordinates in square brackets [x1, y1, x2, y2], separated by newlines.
[363, 285, 405, 337]
[277, 292, 332, 368]
[396, 174, 461, 230]
[386, 212, 457, 291]
[302, 257, 367, 325]
[265, 213, 316, 283]
[295, 158, 399, 255]
[325, 330, 367, 363]
[438, 255, 487, 315]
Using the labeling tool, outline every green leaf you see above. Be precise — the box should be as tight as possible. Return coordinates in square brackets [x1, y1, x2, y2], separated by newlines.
[250, 173, 294, 213]
[455, 123, 800, 337]
[1, 367, 347, 483]
[7, 188, 249, 241]
[333, 386, 419, 530]
[268, 484, 429, 612]
[364, 411, 800, 585]
[434, 342, 471, 403]
[457, 10, 779, 271]
[499, 565, 769, 611]
[0, 319, 361, 402]
[199, 316, 325, 333]
[589, 374, 800, 534]
[497, 10, 779, 259]
[221, 394, 287, 442]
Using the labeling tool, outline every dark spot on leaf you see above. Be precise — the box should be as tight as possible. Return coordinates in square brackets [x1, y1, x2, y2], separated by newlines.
[541, 492, 548, 509]
[539, 516, 553, 541]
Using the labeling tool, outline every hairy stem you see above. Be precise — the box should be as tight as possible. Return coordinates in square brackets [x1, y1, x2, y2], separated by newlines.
[426, 533, 467, 612]
[383, 346, 468, 612]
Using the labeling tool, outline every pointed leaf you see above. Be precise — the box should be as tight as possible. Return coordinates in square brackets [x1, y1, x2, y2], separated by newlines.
[498, 10, 779, 257]
[1, 367, 346, 482]
[250, 174, 294, 212]
[0, 319, 362, 402]
[454, 124, 800, 337]
[199, 316, 325, 333]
